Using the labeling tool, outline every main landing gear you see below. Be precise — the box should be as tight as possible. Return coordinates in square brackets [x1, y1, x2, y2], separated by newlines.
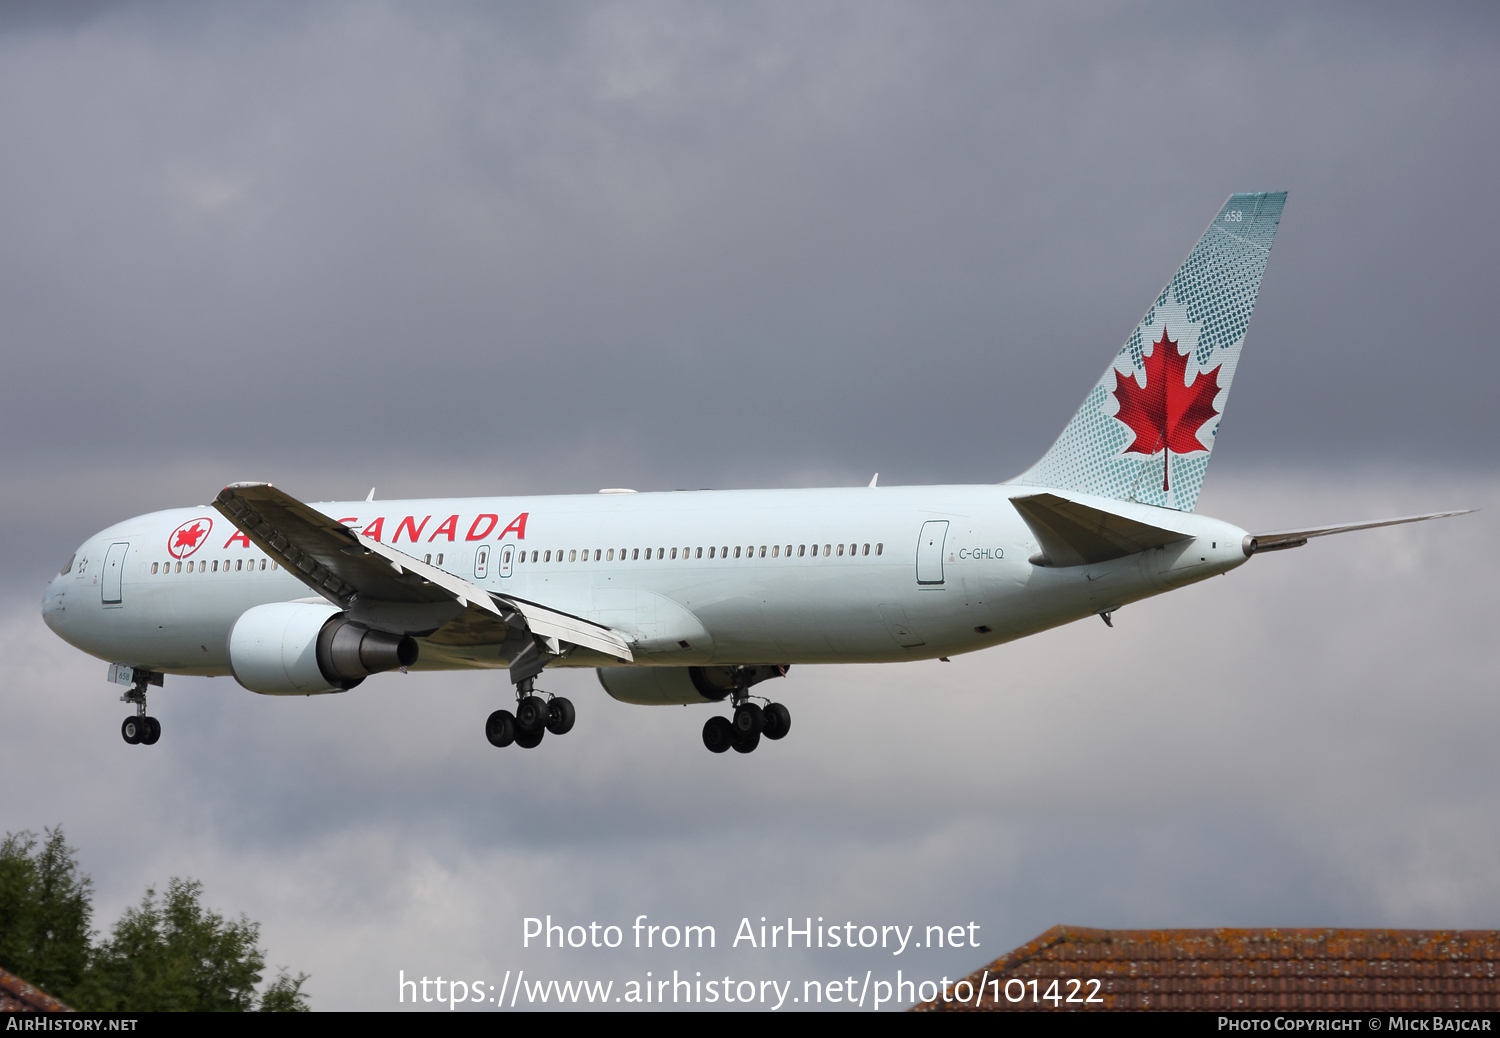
[702, 697, 791, 755]
[120, 674, 161, 746]
[485, 677, 575, 750]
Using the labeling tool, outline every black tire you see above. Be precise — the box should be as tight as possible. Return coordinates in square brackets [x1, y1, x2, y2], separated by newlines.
[546, 697, 576, 736]
[121, 717, 143, 745]
[702, 715, 734, 754]
[515, 695, 550, 734]
[732, 727, 761, 754]
[514, 727, 544, 749]
[762, 702, 791, 740]
[141, 716, 161, 745]
[485, 709, 516, 748]
[733, 702, 764, 737]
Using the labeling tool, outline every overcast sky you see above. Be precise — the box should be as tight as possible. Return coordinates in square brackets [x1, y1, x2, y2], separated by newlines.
[2, 1, 1497, 1011]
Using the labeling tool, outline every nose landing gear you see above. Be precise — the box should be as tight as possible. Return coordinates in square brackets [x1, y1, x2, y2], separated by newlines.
[119, 672, 161, 746]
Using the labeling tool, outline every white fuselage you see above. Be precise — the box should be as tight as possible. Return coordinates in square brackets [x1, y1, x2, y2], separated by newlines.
[41, 484, 1251, 680]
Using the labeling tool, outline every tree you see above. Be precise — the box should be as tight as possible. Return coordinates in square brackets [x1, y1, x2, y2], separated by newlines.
[81, 878, 309, 1011]
[0, 830, 309, 1011]
[0, 828, 93, 1003]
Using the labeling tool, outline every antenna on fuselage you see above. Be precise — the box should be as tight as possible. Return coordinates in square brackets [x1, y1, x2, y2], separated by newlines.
[366, 488, 376, 501]
[868, 473, 879, 488]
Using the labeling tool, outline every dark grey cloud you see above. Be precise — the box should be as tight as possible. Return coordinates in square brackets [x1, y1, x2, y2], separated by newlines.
[2, 3, 1498, 1010]
[1, 1, 1497, 520]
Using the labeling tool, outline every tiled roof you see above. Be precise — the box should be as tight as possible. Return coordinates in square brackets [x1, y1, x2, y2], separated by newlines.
[913, 926, 1500, 1012]
[0, 967, 73, 1012]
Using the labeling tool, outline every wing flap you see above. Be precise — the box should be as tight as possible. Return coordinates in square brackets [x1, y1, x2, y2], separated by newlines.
[499, 594, 633, 662]
[1012, 492, 1191, 567]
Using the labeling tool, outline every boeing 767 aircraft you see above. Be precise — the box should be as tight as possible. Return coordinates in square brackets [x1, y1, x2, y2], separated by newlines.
[40, 192, 1469, 754]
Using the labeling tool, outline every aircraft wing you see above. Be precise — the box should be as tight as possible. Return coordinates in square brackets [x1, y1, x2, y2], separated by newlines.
[211, 483, 632, 664]
[1247, 510, 1475, 553]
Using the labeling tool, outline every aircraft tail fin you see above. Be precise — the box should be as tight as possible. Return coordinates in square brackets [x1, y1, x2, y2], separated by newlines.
[1010, 192, 1286, 512]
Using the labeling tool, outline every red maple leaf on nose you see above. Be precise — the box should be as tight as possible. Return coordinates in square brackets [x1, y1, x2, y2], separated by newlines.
[1111, 328, 1222, 491]
[174, 523, 206, 550]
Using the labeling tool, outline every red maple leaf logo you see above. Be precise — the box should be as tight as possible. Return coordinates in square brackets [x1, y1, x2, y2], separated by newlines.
[1111, 328, 1222, 491]
[167, 517, 213, 558]
[174, 523, 206, 550]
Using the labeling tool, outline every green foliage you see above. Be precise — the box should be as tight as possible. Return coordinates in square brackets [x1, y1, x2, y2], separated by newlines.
[81, 878, 267, 1011]
[259, 969, 312, 1012]
[0, 831, 308, 1012]
[0, 828, 94, 1003]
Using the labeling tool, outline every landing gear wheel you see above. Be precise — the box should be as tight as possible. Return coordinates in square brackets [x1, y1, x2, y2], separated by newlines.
[546, 697, 575, 736]
[140, 717, 161, 745]
[514, 728, 544, 749]
[486, 709, 516, 747]
[702, 715, 734, 754]
[762, 702, 791, 740]
[733, 702, 764, 738]
[515, 695, 550, 734]
[121, 717, 143, 745]
[732, 727, 761, 754]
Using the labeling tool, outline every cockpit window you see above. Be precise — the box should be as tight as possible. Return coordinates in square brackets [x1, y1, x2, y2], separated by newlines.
[60, 554, 74, 575]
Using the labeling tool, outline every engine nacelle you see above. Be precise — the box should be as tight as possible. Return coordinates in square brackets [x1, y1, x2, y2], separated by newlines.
[229, 602, 418, 696]
[597, 665, 785, 705]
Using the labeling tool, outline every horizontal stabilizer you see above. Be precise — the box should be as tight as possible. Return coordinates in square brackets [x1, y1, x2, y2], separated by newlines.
[1248, 510, 1475, 553]
[1012, 493, 1190, 567]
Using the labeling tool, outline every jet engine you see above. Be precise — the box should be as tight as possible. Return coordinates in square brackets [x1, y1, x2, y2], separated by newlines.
[229, 602, 418, 695]
[597, 665, 784, 705]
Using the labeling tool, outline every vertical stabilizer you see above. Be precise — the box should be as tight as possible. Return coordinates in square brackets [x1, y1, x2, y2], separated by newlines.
[1010, 192, 1286, 512]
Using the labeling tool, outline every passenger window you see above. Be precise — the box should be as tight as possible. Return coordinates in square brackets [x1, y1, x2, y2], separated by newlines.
[437, 554, 444, 566]
[594, 550, 601, 561]
[798, 545, 805, 557]
[734, 546, 741, 558]
[863, 543, 870, 555]
[568, 550, 575, 562]
[606, 549, 614, 561]
[785, 545, 793, 557]
[759, 546, 766, 558]
[771, 545, 779, 558]
[658, 548, 665, 559]
[708, 546, 715, 558]
[823, 545, 831, 557]
[876, 543, 883, 555]
[151, 562, 159, 574]
[544, 550, 552, 562]
[695, 547, 702, 559]
[235, 559, 242, 571]
[837, 544, 844, 557]
[271, 561, 278, 570]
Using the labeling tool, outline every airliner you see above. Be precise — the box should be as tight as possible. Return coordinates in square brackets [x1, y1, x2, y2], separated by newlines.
[40, 192, 1470, 755]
